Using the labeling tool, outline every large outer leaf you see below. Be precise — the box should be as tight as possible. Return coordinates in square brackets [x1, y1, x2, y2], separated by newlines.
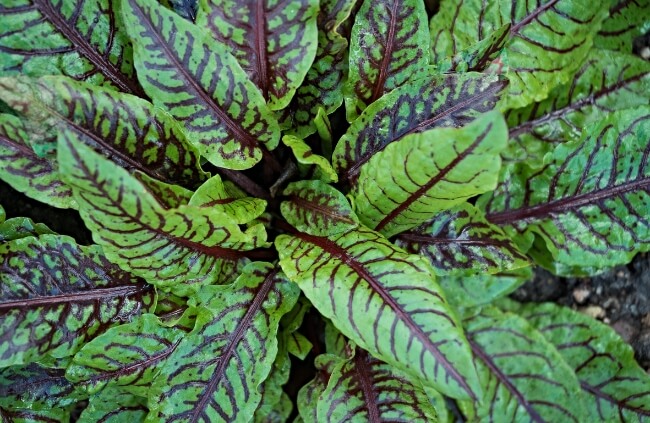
[317, 347, 438, 422]
[463, 306, 587, 422]
[345, 0, 430, 121]
[0, 364, 83, 409]
[510, 301, 650, 422]
[0, 76, 207, 188]
[0, 235, 154, 367]
[430, 0, 610, 109]
[506, 49, 650, 164]
[0, 0, 141, 95]
[352, 111, 507, 237]
[0, 113, 74, 209]
[65, 314, 185, 396]
[58, 133, 267, 295]
[197, 0, 319, 110]
[146, 262, 299, 422]
[122, 0, 280, 170]
[395, 203, 528, 275]
[333, 73, 506, 183]
[594, 0, 650, 53]
[481, 107, 650, 275]
[276, 226, 481, 401]
[78, 388, 148, 423]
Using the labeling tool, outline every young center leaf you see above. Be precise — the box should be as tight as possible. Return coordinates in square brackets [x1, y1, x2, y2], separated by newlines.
[122, 0, 280, 169]
[0, 0, 142, 95]
[352, 111, 508, 237]
[333, 73, 506, 183]
[430, 0, 610, 109]
[481, 107, 650, 276]
[345, 0, 430, 121]
[146, 262, 299, 422]
[282, 135, 339, 183]
[57, 133, 268, 296]
[276, 226, 481, 401]
[0, 235, 155, 367]
[594, 0, 650, 53]
[197, 0, 319, 110]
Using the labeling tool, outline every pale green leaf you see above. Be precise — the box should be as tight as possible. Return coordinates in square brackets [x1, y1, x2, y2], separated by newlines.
[282, 135, 338, 183]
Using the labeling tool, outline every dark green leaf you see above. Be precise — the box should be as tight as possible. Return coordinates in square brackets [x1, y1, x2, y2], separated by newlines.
[0, 216, 55, 242]
[78, 388, 147, 423]
[0, 364, 84, 409]
[0, 406, 69, 423]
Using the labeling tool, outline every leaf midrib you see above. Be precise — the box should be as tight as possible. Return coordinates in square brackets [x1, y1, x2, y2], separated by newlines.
[580, 381, 650, 417]
[367, 0, 399, 105]
[509, 0, 561, 35]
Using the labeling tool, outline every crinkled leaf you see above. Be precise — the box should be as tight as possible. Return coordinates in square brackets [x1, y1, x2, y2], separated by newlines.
[395, 202, 529, 275]
[285, 0, 358, 138]
[78, 388, 148, 423]
[317, 346, 438, 422]
[197, 0, 319, 110]
[0, 364, 84, 409]
[430, 0, 610, 109]
[333, 73, 506, 183]
[506, 49, 650, 164]
[0, 0, 142, 95]
[0, 76, 208, 187]
[463, 306, 588, 422]
[0, 406, 69, 423]
[282, 135, 338, 183]
[481, 107, 650, 276]
[0, 234, 154, 367]
[281, 180, 358, 237]
[434, 24, 510, 74]
[58, 132, 267, 296]
[189, 174, 267, 224]
[146, 262, 299, 422]
[594, 0, 650, 53]
[0, 113, 74, 209]
[122, 0, 280, 170]
[345, 0, 430, 121]
[0, 216, 55, 243]
[505, 301, 650, 422]
[276, 226, 481, 400]
[353, 111, 508, 237]
[65, 314, 184, 396]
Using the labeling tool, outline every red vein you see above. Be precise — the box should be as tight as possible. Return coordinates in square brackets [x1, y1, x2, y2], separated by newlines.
[254, 0, 269, 100]
[368, 0, 399, 104]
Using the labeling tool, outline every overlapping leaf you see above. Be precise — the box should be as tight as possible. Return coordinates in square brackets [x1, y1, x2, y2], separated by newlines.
[0, 216, 54, 242]
[197, 0, 319, 110]
[163, 0, 198, 21]
[434, 24, 510, 74]
[0, 234, 154, 367]
[122, 0, 280, 169]
[395, 202, 528, 275]
[57, 133, 267, 295]
[146, 262, 299, 422]
[594, 0, 650, 53]
[345, 0, 430, 121]
[297, 354, 338, 422]
[282, 135, 338, 182]
[276, 226, 481, 400]
[463, 306, 587, 422]
[430, 0, 610, 109]
[481, 107, 650, 275]
[0, 113, 74, 209]
[0, 364, 83, 409]
[189, 175, 267, 224]
[506, 49, 650, 164]
[77, 388, 148, 423]
[332, 73, 506, 183]
[0, 76, 207, 187]
[0, 0, 142, 94]
[353, 111, 508, 237]
[0, 406, 69, 423]
[510, 301, 650, 422]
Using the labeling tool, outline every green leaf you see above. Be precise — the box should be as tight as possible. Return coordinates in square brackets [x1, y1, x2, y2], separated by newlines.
[394, 202, 529, 275]
[352, 111, 508, 237]
[0, 406, 69, 423]
[122, 0, 280, 170]
[0, 234, 155, 367]
[506, 49, 650, 164]
[78, 388, 148, 423]
[253, 331, 294, 422]
[463, 306, 588, 422]
[0, 216, 55, 243]
[430, 0, 610, 109]
[284, 0, 358, 138]
[0, 76, 208, 188]
[0, 364, 84, 409]
[282, 135, 338, 183]
[197, 0, 319, 110]
[189, 174, 267, 224]
[434, 24, 511, 74]
[594, 0, 650, 53]
[333, 73, 506, 183]
[276, 226, 481, 401]
[136, 172, 194, 209]
[0, 113, 74, 209]
[146, 262, 299, 422]
[345, 0, 430, 121]
[297, 354, 338, 422]
[508, 301, 650, 422]
[65, 314, 185, 396]
[0, 0, 142, 95]
[58, 134, 267, 295]
[481, 107, 650, 276]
